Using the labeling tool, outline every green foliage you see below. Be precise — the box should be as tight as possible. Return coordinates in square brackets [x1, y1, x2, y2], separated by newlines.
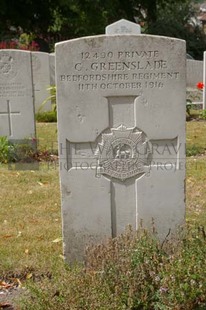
[0, 136, 9, 163]
[0, 137, 37, 164]
[199, 109, 206, 120]
[186, 99, 193, 117]
[0, 0, 59, 37]
[20, 227, 206, 309]
[186, 90, 204, 120]
[39, 85, 56, 113]
[186, 144, 205, 156]
[0, 36, 39, 50]
[36, 111, 57, 123]
[146, 0, 206, 60]
[1, 0, 204, 57]
[36, 85, 57, 122]
[0, 137, 16, 163]
[186, 121, 206, 156]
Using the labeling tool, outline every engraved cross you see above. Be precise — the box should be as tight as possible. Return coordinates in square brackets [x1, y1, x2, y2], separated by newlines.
[0, 100, 21, 136]
[65, 96, 180, 237]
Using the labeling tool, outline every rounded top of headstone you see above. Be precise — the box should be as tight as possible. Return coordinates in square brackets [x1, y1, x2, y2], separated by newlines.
[106, 19, 141, 35]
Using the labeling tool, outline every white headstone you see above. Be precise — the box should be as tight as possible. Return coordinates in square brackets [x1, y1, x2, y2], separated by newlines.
[31, 51, 51, 111]
[0, 50, 35, 140]
[203, 52, 206, 109]
[49, 53, 55, 86]
[186, 59, 203, 88]
[56, 24, 186, 262]
[106, 19, 141, 35]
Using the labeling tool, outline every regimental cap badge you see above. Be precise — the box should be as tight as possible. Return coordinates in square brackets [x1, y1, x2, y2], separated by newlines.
[0, 52, 17, 79]
[96, 124, 152, 181]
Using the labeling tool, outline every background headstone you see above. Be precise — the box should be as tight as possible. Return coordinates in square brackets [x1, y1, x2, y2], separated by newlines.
[186, 59, 203, 88]
[0, 49, 35, 140]
[31, 51, 51, 112]
[106, 19, 141, 35]
[56, 23, 186, 262]
[49, 53, 55, 86]
[187, 59, 203, 109]
[203, 52, 206, 109]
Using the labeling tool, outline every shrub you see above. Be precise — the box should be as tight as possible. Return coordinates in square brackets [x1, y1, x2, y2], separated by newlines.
[0, 137, 37, 164]
[35, 110, 57, 122]
[0, 136, 16, 163]
[20, 226, 206, 310]
[186, 99, 193, 117]
[0, 33, 39, 51]
[199, 109, 206, 120]
[39, 85, 56, 112]
[36, 85, 57, 122]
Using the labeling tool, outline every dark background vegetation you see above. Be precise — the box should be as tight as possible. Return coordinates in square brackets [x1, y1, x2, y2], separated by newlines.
[0, 0, 206, 59]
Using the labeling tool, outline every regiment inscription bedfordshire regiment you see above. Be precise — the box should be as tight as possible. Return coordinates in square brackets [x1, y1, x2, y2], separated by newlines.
[60, 48, 180, 92]
[56, 29, 186, 262]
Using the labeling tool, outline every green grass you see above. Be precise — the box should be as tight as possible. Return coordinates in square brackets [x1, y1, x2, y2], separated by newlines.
[186, 157, 206, 225]
[0, 164, 61, 275]
[35, 110, 57, 123]
[186, 121, 206, 156]
[0, 120, 206, 309]
[36, 122, 58, 154]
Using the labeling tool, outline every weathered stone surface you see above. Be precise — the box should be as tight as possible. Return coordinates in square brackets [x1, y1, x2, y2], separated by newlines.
[186, 59, 203, 88]
[56, 31, 186, 262]
[106, 19, 141, 35]
[32, 51, 51, 111]
[0, 49, 35, 139]
[49, 53, 55, 86]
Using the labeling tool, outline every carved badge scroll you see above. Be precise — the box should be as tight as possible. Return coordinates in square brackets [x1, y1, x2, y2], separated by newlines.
[0, 53, 17, 80]
[96, 124, 152, 181]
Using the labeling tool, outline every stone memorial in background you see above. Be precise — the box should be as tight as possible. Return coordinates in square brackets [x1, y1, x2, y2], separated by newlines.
[49, 53, 55, 86]
[106, 19, 141, 35]
[203, 52, 206, 110]
[0, 49, 35, 140]
[56, 20, 186, 262]
[32, 51, 51, 111]
[186, 59, 203, 88]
